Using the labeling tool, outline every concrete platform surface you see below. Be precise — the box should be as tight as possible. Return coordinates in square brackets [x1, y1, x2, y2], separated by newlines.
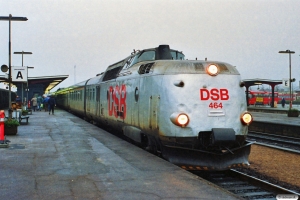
[250, 107, 300, 126]
[0, 108, 240, 200]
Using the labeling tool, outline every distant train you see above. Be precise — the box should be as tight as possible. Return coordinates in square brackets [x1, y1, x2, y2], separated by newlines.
[0, 88, 16, 109]
[55, 45, 253, 170]
[247, 91, 280, 106]
[247, 91, 297, 106]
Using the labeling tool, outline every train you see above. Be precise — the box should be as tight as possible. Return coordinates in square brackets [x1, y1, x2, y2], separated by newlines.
[247, 91, 297, 106]
[55, 44, 253, 171]
[0, 88, 16, 110]
[247, 91, 280, 106]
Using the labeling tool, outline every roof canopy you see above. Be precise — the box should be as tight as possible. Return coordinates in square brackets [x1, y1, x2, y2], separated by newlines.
[243, 79, 283, 107]
[243, 78, 282, 87]
[0, 75, 68, 92]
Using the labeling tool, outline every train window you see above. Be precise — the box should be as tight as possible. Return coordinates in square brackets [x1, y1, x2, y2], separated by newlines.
[170, 51, 185, 60]
[130, 50, 155, 66]
[96, 86, 100, 102]
[102, 66, 123, 81]
[92, 88, 95, 100]
[123, 57, 134, 69]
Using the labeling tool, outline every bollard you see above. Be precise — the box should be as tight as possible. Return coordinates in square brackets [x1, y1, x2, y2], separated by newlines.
[0, 110, 9, 148]
[0, 110, 4, 140]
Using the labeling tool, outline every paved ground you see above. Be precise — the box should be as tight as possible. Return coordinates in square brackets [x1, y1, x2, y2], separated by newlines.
[0, 108, 240, 200]
[250, 105, 300, 126]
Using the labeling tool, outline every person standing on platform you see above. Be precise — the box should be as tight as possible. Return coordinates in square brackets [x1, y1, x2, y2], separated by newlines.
[37, 95, 43, 111]
[16, 95, 22, 109]
[43, 95, 49, 112]
[48, 95, 56, 115]
[31, 96, 38, 112]
[281, 98, 286, 108]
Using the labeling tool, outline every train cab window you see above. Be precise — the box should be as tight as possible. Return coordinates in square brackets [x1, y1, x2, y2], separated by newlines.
[170, 51, 185, 60]
[123, 57, 134, 69]
[102, 66, 123, 81]
[130, 50, 155, 67]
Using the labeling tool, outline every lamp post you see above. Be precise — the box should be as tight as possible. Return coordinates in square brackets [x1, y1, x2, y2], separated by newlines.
[14, 51, 32, 105]
[26, 67, 34, 109]
[279, 50, 295, 108]
[0, 14, 28, 119]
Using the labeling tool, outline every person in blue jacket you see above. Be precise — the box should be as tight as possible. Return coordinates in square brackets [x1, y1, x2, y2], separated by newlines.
[48, 95, 56, 115]
[43, 95, 50, 112]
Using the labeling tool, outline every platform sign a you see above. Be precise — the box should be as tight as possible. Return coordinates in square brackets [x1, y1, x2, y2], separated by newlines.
[11, 66, 27, 82]
[282, 79, 289, 87]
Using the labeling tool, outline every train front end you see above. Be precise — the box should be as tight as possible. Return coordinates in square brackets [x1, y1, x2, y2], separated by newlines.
[157, 61, 253, 171]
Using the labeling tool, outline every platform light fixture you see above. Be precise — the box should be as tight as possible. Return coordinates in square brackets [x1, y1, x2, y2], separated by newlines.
[0, 14, 28, 119]
[279, 50, 295, 108]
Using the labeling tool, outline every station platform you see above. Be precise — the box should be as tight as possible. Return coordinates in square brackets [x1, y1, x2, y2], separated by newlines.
[249, 105, 300, 126]
[0, 108, 240, 200]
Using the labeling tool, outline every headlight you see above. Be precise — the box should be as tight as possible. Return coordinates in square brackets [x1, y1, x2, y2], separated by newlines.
[170, 113, 189, 127]
[240, 111, 253, 125]
[206, 64, 219, 76]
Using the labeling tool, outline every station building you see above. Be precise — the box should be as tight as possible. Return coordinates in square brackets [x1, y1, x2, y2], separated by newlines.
[0, 75, 68, 103]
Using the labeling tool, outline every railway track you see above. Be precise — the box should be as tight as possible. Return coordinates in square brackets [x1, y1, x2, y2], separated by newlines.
[247, 131, 300, 153]
[194, 169, 299, 199]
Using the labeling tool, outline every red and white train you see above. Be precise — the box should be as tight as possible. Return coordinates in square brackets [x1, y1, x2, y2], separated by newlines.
[247, 91, 296, 106]
[55, 45, 253, 170]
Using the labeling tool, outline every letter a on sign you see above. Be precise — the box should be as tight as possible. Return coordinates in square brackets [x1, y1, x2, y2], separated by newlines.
[11, 66, 27, 82]
[16, 71, 23, 79]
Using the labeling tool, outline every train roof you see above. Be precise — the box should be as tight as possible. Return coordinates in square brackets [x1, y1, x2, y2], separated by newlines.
[106, 45, 185, 70]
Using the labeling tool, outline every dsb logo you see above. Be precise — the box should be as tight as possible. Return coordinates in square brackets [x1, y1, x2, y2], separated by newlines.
[200, 88, 229, 101]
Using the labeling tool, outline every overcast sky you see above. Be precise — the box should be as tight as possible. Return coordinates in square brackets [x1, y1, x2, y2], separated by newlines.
[1, 0, 300, 91]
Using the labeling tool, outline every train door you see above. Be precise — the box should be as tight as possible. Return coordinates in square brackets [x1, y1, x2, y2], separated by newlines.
[87, 86, 96, 117]
[86, 87, 91, 112]
[101, 83, 110, 121]
[83, 79, 90, 118]
[149, 95, 159, 130]
[96, 85, 100, 117]
[132, 83, 139, 127]
[138, 76, 152, 130]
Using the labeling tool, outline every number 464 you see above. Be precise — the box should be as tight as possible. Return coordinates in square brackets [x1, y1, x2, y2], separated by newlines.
[209, 102, 223, 109]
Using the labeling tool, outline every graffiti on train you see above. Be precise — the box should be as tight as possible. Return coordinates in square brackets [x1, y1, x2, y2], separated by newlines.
[107, 84, 126, 119]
